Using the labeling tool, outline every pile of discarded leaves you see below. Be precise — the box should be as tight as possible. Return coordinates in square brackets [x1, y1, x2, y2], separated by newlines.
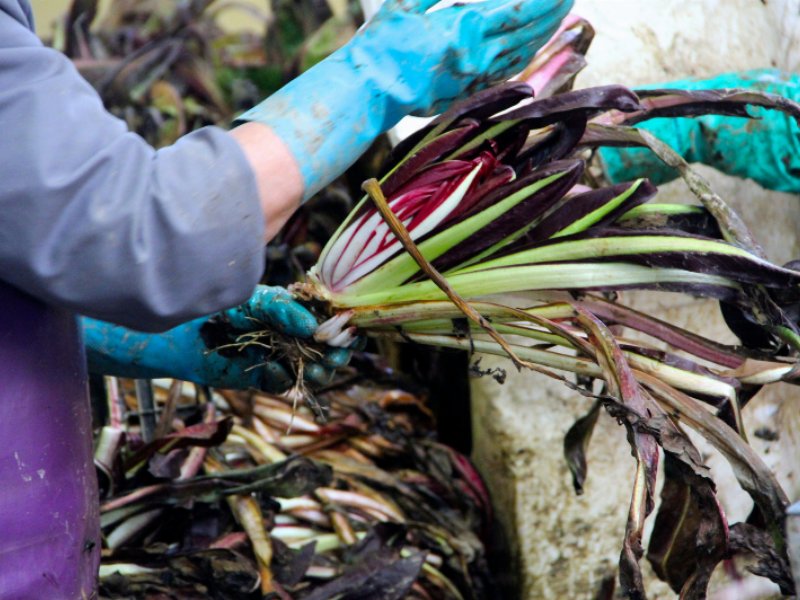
[96, 374, 494, 599]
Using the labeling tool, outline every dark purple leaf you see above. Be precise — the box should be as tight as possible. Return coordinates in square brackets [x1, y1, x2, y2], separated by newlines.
[460, 159, 583, 225]
[593, 575, 617, 600]
[422, 81, 534, 138]
[616, 205, 723, 239]
[100, 547, 260, 597]
[147, 448, 189, 479]
[624, 248, 800, 289]
[103, 456, 332, 512]
[223, 456, 333, 498]
[576, 295, 748, 369]
[513, 114, 588, 171]
[720, 301, 783, 351]
[498, 227, 800, 293]
[300, 524, 425, 600]
[271, 539, 317, 587]
[65, 0, 99, 58]
[516, 180, 657, 246]
[387, 82, 534, 167]
[381, 122, 482, 197]
[722, 287, 800, 354]
[583, 123, 767, 258]
[429, 160, 584, 274]
[621, 87, 800, 126]
[494, 85, 642, 126]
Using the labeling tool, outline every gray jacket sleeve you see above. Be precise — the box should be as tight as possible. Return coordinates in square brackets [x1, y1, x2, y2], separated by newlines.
[0, 1, 266, 332]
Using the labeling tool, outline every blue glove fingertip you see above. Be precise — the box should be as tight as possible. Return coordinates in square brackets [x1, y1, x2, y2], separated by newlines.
[303, 362, 335, 386]
[322, 347, 353, 369]
[227, 285, 318, 339]
[259, 361, 295, 393]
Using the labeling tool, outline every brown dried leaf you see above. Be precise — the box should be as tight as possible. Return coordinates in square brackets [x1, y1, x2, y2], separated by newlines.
[563, 400, 602, 495]
[647, 455, 728, 599]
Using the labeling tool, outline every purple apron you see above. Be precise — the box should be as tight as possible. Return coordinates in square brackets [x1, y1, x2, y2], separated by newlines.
[0, 283, 99, 598]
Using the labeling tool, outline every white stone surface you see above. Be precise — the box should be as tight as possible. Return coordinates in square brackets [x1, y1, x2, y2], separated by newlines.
[470, 2, 800, 598]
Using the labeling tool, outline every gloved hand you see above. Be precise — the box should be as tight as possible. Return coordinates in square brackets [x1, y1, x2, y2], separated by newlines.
[83, 286, 353, 392]
[237, 0, 572, 200]
[599, 70, 800, 193]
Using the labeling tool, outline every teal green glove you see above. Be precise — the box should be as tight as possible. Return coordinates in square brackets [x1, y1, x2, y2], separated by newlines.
[83, 286, 353, 392]
[237, 0, 572, 200]
[599, 70, 800, 193]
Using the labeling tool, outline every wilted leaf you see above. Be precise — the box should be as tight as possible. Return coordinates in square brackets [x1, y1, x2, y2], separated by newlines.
[125, 417, 233, 476]
[647, 455, 728, 599]
[301, 524, 425, 600]
[100, 547, 260, 599]
[563, 400, 602, 495]
[148, 447, 190, 479]
[103, 455, 331, 516]
[271, 539, 317, 587]
[577, 308, 659, 599]
[224, 455, 333, 498]
[729, 522, 796, 596]
[643, 376, 789, 515]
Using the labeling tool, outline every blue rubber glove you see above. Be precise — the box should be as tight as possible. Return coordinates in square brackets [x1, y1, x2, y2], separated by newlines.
[83, 286, 353, 392]
[237, 0, 572, 200]
[599, 70, 800, 193]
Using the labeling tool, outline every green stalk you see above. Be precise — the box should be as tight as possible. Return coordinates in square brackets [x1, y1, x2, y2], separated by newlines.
[454, 235, 769, 275]
[377, 318, 737, 401]
[370, 330, 602, 376]
[330, 262, 739, 307]
[347, 300, 575, 328]
[396, 319, 573, 348]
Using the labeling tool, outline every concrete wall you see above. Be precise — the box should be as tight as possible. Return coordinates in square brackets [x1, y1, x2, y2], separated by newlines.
[470, 2, 800, 598]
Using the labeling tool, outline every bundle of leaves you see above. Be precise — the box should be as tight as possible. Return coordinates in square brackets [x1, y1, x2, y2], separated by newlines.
[96, 376, 495, 599]
[57, 4, 800, 595]
[245, 25, 800, 600]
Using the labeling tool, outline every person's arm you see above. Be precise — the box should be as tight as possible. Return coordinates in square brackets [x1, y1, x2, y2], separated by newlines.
[235, 0, 574, 201]
[0, 4, 271, 331]
[228, 123, 304, 241]
[599, 70, 800, 193]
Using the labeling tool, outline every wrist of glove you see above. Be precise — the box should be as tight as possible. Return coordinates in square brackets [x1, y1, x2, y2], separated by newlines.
[83, 285, 356, 393]
[599, 69, 800, 193]
[236, 0, 571, 200]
